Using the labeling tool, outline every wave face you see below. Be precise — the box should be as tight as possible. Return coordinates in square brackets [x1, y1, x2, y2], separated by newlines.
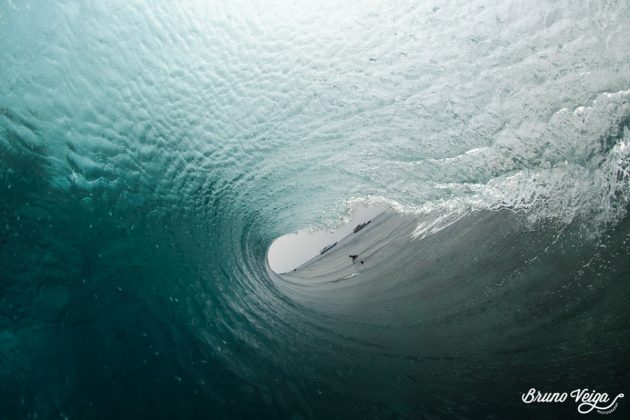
[1, 1, 630, 418]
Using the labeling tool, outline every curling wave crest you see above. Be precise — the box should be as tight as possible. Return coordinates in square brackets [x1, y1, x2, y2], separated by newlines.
[1, 0, 630, 418]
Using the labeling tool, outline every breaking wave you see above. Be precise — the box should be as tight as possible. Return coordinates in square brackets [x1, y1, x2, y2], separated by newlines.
[1, 1, 629, 418]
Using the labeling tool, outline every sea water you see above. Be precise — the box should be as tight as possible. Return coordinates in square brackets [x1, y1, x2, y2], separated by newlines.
[1, 1, 630, 418]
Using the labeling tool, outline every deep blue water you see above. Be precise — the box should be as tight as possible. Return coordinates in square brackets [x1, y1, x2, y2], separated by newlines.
[1, 1, 630, 419]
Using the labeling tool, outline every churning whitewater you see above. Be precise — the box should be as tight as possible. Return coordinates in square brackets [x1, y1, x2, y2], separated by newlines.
[1, 1, 630, 419]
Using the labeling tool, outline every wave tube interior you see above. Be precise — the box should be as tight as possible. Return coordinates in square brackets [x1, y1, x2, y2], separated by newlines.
[1, 1, 630, 419]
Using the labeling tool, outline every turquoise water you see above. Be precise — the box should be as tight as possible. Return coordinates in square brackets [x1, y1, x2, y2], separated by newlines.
[1, 1, 630, 418]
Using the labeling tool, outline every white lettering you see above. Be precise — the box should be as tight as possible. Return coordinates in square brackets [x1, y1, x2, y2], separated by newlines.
[523, 388, 624, 414]
[522, 388, 537, 404]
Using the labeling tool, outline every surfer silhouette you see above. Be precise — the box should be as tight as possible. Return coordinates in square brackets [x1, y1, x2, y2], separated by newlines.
[349, 254, 358, 262]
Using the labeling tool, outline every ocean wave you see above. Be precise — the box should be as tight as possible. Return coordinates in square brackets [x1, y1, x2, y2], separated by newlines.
[1, 0, 630, 418]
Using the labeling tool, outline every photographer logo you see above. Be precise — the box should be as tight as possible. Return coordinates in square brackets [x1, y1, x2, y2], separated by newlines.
[521, 388, 624, 414]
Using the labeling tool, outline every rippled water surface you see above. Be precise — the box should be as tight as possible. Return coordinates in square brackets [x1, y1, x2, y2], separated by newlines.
[1, 0, 630, 418]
